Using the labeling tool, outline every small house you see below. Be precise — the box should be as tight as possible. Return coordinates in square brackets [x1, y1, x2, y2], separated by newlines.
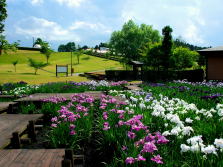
[198, 46, 223, 80]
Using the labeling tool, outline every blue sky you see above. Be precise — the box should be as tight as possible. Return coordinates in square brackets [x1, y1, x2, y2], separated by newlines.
[4, 0, 223, 50]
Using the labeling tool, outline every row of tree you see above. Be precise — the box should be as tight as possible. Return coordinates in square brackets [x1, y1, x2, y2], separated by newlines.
[109, 20, 206, 70]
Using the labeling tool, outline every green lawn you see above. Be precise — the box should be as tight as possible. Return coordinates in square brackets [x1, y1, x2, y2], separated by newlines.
[0, 50, 122, 84]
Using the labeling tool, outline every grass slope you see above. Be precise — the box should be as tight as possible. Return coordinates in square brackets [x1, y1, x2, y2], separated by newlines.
[0, 50, 122, 84]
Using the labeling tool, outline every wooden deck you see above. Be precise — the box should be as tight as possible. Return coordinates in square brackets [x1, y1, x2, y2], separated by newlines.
[0, 114, 43, 148]
[125, 85, 142, 91]
[15, 92, 104, 102]
[0, 102, 17, 113]
[0, 149, 64, 167]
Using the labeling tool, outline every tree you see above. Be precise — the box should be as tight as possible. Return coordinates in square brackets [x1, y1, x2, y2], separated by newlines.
[12, 60, 18, 72]
[81, 45, 88, 50]
[161, 26, 173, 70]
[57, 42, 76, 52]
[28, 58, 48, 75]
[34, 38, 44, 46]
[110, 20, 161, 64]
[58, 44, 66, 52]
[141, 42, 163, 71]
[0, 0, 7, 33]
[75, 50, 83, 64]
[44, 49, 53, 64]
[66, 42, 76, 52]
[0, 35, 19, 55]
[94, 45, 99, 50]
[34, 38, 53, 63]
[170, 47, 199, 70]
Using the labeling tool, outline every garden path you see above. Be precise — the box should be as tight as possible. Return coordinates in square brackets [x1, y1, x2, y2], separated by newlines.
[0, 114, 43, 148]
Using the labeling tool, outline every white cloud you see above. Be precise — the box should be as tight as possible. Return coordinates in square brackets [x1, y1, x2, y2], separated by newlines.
[54, 0, 85, 8]
[31, 0, 43, 5]
[121, 0, 207, 45]
[15, 17, 80, 42]
[184, 22, 205, 44]
[69, 21, 112, 33]
[69, 21, 112, 34]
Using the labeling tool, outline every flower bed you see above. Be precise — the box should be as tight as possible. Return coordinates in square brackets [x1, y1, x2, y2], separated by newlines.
[0, 80, 127, 96]
[109, 89, 223, 166]
[6, 80, 223, 166]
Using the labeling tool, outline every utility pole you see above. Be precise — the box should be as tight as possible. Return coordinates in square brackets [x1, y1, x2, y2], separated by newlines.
[71, 51, 73, 76]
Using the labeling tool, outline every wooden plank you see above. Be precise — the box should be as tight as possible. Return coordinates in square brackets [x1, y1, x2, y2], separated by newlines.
[0, 102, 17, 112]
[125, 85, 142, 91]
[0, 114, 43, 148]
[0, 149, 64, 167]
[15, 92, 104, 102]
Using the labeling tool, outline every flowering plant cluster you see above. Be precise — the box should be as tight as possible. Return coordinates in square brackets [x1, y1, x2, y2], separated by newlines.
[109, 89, 223, 166]
[46, 94, 95, 148]
[173, 79, 223, 88]
[2, 85, 39, 96]
[99, 94, 169, 165]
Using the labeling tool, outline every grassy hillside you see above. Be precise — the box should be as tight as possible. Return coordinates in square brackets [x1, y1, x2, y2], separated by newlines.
[0, 50, 122, 84]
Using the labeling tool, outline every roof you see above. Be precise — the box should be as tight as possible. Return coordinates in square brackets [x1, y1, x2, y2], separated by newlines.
[129, 61, 144, 65]
[198, 46, 223, 52]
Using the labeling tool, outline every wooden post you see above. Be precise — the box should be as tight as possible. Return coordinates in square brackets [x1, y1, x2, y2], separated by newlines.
[62, 159, 72, 167]
[67, 64, 68, 77]
[65, 149, 74, 167]
[11, 132, 21, 148]
[28, 120, 37, 142]
[56, 64, 58, 77]
[8, 104, 14, 114]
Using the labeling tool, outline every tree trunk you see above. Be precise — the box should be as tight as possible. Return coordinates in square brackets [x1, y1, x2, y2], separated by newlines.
[0, 49, 2, 56]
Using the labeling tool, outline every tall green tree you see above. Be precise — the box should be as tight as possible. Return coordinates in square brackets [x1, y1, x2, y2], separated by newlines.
[0, 0, 7, 33]
[110, 20, 161, 64]
[161, 26, 173, 70]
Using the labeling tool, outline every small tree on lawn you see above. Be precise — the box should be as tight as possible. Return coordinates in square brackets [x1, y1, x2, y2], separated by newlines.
[12, 60, 18, 72]
[28, 58, 48, 75]
[44, 49, 53, 64]
[76, 50, 83, 64]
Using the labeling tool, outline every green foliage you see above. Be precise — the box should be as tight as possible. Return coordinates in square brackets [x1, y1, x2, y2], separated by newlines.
[161, 25, 173, 70]
[141, 42, 163, 70]
[34, 38, 53, 63]
[28, 58, 48, 75]
[0, 0, 7, 33]
[110, 20, 161, 64]
[20, 102, 37, 114]
[174, 37, 208, 51]
[58, 42, 76, 52]
[170, 47, 199, 70]
[74, 50, 83, 64]
[0, 35, 19, 55]
[12, 60, 18, 72]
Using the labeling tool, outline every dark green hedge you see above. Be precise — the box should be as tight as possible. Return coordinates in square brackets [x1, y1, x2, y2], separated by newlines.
[105, 69, 204, 82]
